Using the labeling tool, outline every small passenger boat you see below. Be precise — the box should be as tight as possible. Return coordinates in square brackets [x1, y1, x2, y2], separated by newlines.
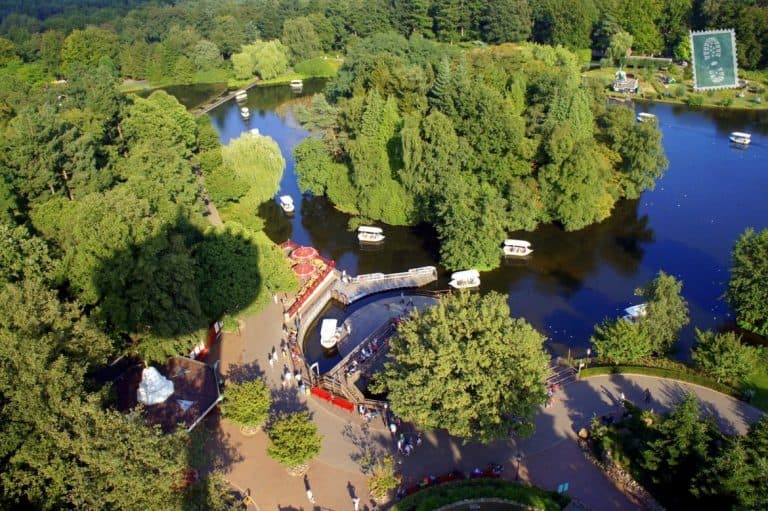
[622, 303, 648, 323]
[449, 269, 480, 289]
[249, 128, 260, 136]
[729, 132, 751, 145]
[235, 90, 248, 102]
[289, 79, 303, 90]
[357, 226, 385, 243]
[278, 195, 295, 214]
[320, 319, 343, 349]
[503, 239, 533, 257]
[636, 112, 656, 123]
[240, 106, 250, 120]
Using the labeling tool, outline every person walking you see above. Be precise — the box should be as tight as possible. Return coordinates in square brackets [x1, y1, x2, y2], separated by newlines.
[644, 388, 652, 404]
[268, 352, 275, 370]
[352, 496, 360, 511]
[306, 489, 315, 504]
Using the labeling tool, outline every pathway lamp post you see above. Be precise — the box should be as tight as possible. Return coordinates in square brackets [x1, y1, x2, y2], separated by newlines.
[586, 348, 591, 367]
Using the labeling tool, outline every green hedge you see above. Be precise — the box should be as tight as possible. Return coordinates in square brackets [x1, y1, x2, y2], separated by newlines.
[579, 365, 740, 398]
[391, 479, 568, 511]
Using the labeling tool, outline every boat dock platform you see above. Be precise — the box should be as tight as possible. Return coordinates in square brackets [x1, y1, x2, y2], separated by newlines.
[331, 266, 438, 304]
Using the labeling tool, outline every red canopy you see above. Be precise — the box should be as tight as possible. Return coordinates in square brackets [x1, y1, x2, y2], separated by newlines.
[291, 246, 318, 261]
[293, 263, 315, 278]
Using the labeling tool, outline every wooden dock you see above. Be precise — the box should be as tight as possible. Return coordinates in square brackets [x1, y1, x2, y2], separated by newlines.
[331, 266, 438, 305]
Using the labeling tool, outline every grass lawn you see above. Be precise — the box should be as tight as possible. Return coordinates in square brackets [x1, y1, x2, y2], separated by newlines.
[584, 65, 768, 110]
[744, 368, 768, 411]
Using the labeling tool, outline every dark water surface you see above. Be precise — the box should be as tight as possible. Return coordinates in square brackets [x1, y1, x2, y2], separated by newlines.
[204, 83, 768, 357]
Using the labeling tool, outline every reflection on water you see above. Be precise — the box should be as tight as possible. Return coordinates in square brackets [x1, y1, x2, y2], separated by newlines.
[206, 86, 768, 357]
[135, 82, 228, 109]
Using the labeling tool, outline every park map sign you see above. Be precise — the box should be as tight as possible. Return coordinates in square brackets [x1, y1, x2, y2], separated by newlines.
[690, 29, 738, 91]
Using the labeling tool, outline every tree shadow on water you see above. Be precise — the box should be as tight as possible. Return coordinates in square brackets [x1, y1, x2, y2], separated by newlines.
[92, 216, 265, 360]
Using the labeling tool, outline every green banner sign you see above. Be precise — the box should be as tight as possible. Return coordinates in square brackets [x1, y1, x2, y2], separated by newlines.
[690, 30, 738, 90]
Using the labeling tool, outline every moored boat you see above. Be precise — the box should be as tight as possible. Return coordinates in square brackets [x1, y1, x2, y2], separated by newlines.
[289, 79, 303, 90]
[357, 226, 385, 243]
[503, 239, 533, 257]
[235, 90, 248, 102]
[636, 112, 656, 123]
[240, 106, 250, 120]
[279, 195, 295, 213]
[449, 269, 480, 289]
[320, 319, 342, 349]
[622, 303, 648, 323]
[729, 132, 751, 145]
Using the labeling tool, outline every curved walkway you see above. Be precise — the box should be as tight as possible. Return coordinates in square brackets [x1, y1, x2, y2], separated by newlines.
[213, 298, 763, 511]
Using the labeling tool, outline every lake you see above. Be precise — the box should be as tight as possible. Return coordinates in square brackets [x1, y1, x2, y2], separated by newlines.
[206, 83, 768, 358]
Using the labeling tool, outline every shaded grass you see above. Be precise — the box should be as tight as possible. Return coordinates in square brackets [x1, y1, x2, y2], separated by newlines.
[391, 479, 568, 511]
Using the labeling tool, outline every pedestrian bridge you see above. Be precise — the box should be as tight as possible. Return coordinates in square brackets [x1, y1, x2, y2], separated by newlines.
[331, 266, 438, 304]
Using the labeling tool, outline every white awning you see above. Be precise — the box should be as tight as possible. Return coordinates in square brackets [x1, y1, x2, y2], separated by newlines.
[137, 367, 175, 405]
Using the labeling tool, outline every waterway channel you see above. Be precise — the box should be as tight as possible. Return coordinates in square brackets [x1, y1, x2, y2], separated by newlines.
[203, 82, 768, 358]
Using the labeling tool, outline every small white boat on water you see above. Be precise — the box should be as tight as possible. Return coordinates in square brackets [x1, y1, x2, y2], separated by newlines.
[289, 79, 303, 90]
[235, 90, 248, 102]
[249, 128, 260, 136]
[503, 239, 533, 257]
[729, 132, 751, 145]
[622, 303, 648, 323]
[320, 319, 343, 349]
[240, 107, 250, 120]
[449, 269, 480, 289]
[279, 195, 295, 214]
[636, 112, 656, 123]
[357, 226, 385, 243]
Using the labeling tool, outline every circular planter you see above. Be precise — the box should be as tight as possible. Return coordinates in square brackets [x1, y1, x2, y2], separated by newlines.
[239, 424, 262, 436]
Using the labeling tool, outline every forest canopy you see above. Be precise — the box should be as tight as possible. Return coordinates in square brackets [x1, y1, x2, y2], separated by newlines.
[295, 38, 667, 270]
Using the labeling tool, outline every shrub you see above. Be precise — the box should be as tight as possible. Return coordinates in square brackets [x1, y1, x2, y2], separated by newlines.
[222, 379, 271, 428]
[266, 411, 322, 468]
[685, 95, 704, 107]
[368, 456, 400, 500]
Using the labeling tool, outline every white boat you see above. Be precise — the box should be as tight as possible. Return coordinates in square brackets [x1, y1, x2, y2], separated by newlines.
[289, 79, 303, 89]
[240, 107, 250, 120]
[235, 90, 248, 102]
[449, 269, 480, 289]
[320, 319, 342, 349]
[249, 128, 260, 136]
[279, 195, 295, 213]
[503, 239, 533, 257]
[636, 112, 656, 123]
[357, 226, 385, 243]
[729, 132, 751, 145]
[622, 303, 648, 323]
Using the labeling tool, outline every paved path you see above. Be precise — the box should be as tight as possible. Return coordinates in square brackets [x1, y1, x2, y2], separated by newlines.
[212, 296, 764, 511]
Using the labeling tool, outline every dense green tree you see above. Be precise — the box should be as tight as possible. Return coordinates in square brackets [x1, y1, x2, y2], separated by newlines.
[599, 105, 668, 200]
[373, 292, 549, 443]
[590, 317, 652, 363]
[641, 394, 718, 499]
[636, 271, 689, 354]
[660, 0, 692, 56]
[619, 0, 663, 55]
[727, 228, 768, 337]
[531, 0, 597, 49]
[231, 39, 290, 80]
[0, 221, 56, 285]
[222, 378, 272, 428]
[220, 132, 285, 205]
[123, 90, 198, 157]
[266, 411, 323, 468]
[294, 137, 358, 213]
[60, 27, 119, 75]
[604, 30, 633, 66]
[281, 17, 322, 63]
[391, 0, 432, 37]
[190, 39, 223, 71]
[480, 0, 532, 44]
[691, 329, 760, 383]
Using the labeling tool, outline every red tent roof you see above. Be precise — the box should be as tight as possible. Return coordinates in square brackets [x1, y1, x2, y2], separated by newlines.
[291, 246, 318, 261]
[293, 263, 315, 277]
